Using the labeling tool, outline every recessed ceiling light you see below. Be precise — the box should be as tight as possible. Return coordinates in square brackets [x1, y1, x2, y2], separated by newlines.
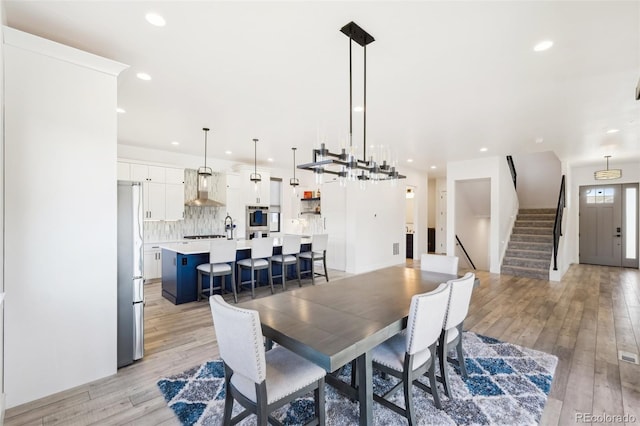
[145, 13, 166, 27]
[224, 150, 232, 155]
[430, 165, 437, 169]
[480, 147, 488, 152]
[136, 72, 151, 81]
[606, 128, 619, 134]
[267, 158, 274, 162]
[407, 158, 414, 163]
[116, 107, 126, 113]
[533, 40, 553, 52]
[353, 106, 364, 112]
[535, 137, 544, 144]
[171, 141, 179, 146]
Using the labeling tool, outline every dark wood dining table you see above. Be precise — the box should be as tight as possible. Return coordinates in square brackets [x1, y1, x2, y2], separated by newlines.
[238, 265, 467, 425]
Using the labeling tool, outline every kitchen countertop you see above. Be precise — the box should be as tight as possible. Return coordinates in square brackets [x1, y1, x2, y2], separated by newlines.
[159, 236, 312, 255]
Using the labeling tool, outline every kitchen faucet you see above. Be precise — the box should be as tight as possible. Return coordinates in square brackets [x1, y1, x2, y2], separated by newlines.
[224, 213, 235, 240]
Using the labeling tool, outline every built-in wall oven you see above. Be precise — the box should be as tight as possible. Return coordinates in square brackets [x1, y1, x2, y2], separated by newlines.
[246, 205, 269, 239]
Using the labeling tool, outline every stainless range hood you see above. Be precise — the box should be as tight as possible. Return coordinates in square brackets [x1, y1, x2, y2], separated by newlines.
[185, 128, 225, 207]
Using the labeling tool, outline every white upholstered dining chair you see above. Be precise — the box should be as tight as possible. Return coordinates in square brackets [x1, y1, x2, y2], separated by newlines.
[209, 295, 326, 425]
[420, 253, 459, 274]
[370, 282, 451, 425]
[437, 271, 475, 398]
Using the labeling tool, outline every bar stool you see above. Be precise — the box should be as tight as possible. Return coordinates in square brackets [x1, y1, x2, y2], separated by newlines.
[196, 239, 238, 303]
[237, 237, 274, 298]
[299, 234, 329, 285]
[271, 235, 302, 291]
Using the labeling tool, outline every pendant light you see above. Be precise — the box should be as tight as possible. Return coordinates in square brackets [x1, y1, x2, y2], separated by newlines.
[250, 138, 262, 201]
[297, 21, 405, 185]
[185, 127, 224, 207]
[290, 147, 300, 195]
[594, 155, 622, 180]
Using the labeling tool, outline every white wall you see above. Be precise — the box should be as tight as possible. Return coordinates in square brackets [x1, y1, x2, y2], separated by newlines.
[427, 178, 436, 228]
[3, 27, 127, 408]
[562, 158, 640, 270]
[435, 178, 447, 253]
[455, 179, 491, 270]
[447, 156, 518, 273]
[512, 151, 562, 209]
[0, 2, 6, 419]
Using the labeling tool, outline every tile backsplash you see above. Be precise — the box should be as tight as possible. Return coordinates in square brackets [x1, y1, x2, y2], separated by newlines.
[144, 169, 226, 242]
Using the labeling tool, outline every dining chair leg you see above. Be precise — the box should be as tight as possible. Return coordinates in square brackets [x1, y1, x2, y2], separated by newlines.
[311, 256, 315, 285]
[403, 369, 416, 426]
[296, 257, 302, 287]
[315, 377, 325, 425]
[223, 366, 234, 425]
[456, 327, 467, 378]
[427, 360, 443, 409]
[438, 332, 451, 397]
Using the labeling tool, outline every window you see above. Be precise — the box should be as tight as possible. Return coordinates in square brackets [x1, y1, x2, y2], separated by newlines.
[270, 178, 282, 232]
[585, 187, 615, 204]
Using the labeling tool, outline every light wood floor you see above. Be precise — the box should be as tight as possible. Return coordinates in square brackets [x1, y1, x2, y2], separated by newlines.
[5, 263, 640, 425]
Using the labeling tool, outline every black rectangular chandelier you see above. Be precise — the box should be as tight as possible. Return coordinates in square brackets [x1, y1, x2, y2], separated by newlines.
[297, 21, 405, 184]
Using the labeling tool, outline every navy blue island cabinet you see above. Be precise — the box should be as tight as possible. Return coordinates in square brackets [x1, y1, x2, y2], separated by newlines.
[161, 249, 209, 305]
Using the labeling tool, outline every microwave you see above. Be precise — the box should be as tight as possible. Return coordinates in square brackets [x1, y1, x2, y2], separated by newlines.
[246, 205, 269, 229]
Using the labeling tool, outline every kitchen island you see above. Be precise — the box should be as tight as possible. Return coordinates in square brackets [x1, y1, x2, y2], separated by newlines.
[160, 237, 312, 304]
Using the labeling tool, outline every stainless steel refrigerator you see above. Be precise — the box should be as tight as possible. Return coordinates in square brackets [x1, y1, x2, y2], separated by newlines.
[117, 181, 144, 367]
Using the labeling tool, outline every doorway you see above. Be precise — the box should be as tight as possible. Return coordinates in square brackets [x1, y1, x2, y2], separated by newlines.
[579, 183, 639, 268]
[406, 186, 416, 259]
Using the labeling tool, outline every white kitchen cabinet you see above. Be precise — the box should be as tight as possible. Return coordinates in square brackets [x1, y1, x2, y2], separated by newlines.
[117, 162, 131, 180]
[131, 164, 165, 183]
[143, 244, 162, 280]
[165, 183, 185, 220]
[120, 163, 185, 221]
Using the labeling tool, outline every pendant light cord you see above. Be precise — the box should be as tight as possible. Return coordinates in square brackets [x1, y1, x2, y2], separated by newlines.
[349, 36, 353, 149]
[202, 127, 209, 169]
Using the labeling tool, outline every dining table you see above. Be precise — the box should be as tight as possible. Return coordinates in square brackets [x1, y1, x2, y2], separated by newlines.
[238, 265, 475, 425]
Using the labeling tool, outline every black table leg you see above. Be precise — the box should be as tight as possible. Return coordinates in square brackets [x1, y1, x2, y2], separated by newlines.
[356, 351, 373, 426]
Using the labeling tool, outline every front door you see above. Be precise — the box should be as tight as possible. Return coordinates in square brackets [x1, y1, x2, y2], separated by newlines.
[579, 183, 639, 268]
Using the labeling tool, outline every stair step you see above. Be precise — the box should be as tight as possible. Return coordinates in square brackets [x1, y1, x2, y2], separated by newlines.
[512, 227, 553, 235]
[501, 265, 549, 280]
[519, 208, 556, 215]
[503, 256, 550, 269]
[511, 234, 553, 243]
[508, 241, 553, 252]
[504, 248, 551, 260]
[514, 220, 555, 228]
[517, 214, 556, 221]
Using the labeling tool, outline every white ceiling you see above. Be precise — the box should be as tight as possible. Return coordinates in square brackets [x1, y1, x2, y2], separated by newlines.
[5, 1, 640, 176]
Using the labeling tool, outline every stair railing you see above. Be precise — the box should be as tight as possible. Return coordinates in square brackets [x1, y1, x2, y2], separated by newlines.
[455, 234, 477, 270]
[506, 155, 517, 189]
[552, 175, 566, 271]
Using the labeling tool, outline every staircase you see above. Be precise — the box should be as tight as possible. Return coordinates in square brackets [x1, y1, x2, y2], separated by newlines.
[501, 208, 554, 280]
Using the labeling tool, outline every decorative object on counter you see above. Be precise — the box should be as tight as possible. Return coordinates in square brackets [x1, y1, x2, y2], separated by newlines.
[249, 138, 262, 202]
[185, 128, 224, 207]
[289, 147, 300, 194]
[594, 155, 622, 180]
[303, 191, 313, 199]
[297, 21, 405, 187]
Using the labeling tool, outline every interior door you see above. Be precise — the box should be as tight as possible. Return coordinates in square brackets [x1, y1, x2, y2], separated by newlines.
[579, 184, 639, 268]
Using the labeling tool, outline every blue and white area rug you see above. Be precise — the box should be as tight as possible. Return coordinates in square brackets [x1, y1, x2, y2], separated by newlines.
[157, 332, 557, 425]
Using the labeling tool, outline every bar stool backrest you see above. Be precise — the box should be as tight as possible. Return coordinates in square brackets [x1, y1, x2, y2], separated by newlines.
[210, 239, 237, 264]
[312, 234, 328, 253]
[281, 235, 302, 256]
[251, 237, 275, 259]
